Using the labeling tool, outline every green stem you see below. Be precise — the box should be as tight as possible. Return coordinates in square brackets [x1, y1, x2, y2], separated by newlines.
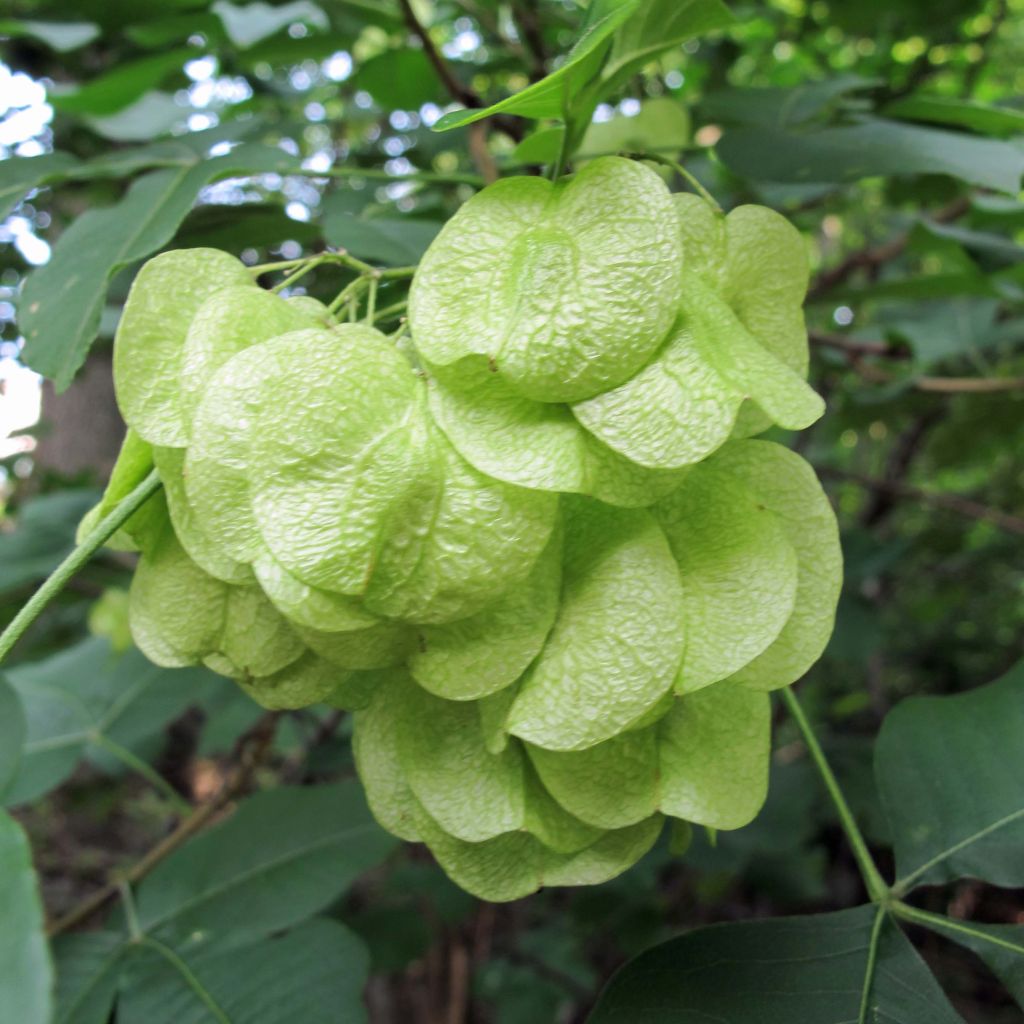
[891, 901, 1024, 955]
[248, 257, 307, 275]
[372, 298, 408, 324]
[138, 936, 231, 1024]
[857, 905, 886, 1024]
[781, 687, 889, 902]
[626, 151, 722, 211]
[270, 254, 328, 293]
[119, 879, 142, 942]
[0, 471, 163, 665]
[91, 732, 192, 815]
[364, 276, 378, 325]
[327, 276, 367, 317]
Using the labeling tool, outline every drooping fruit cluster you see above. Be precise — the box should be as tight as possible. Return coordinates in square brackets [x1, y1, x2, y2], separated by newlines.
[93, 156, 841, 901]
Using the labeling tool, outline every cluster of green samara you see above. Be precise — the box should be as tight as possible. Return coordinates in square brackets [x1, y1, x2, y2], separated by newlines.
[93, 156, 841, 901]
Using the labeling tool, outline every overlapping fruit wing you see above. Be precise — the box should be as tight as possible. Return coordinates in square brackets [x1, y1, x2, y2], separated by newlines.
[410, 156, 682, 404]
[426, 360, 688, 507]
[244, 326, 426, 595]
[365, 419, 558, 624]
[506, 499, 685, 751]
[413, 804, 663, 903]
[152, 445, 252, 585]
[113, 248, 254, 447]
[713, 441, 843, 691]
[178, 284, 322, 434]
[408, 524, 562, 700]
[653, 457, 799, 693]
[529, 679, 771, 832]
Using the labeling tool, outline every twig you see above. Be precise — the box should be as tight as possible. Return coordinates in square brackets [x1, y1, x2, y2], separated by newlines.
[0, 471, 162, 664]
[397, 0, 523, 143]
[809, 197, 969, 298]
[511, 0, 548, 80]
[398, 0, 477, 108]
[468, 122, 499, 184]
[810, 330, 1024, 393]
[280, 709, 345, 783]
[860, 409, 944, 528]
[47, 713, 280, 936]
[817, 466, 1024, 536]
[809, 330, 908, 360]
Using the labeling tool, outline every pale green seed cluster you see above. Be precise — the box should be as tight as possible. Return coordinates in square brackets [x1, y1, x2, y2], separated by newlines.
[95, 156, 841, 901]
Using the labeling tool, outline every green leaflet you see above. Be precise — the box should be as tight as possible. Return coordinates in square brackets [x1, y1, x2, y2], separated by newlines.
[529, 680, 771, 831]
[410, 157, 682, 403]
[713, 441, 843, 691]
[507, 499, 685, 751]
[654, 459, 799, 692]
[152, 445, 251, 584]
[408, 526, 562, 701]
[413, 800, 663, 903]
[427, 360, 688, 507]
[178, 284, 321, 435]
[113, 248, 253, 446]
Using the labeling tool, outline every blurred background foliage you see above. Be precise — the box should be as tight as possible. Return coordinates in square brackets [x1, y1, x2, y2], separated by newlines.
[0, 0, 1023, 1021]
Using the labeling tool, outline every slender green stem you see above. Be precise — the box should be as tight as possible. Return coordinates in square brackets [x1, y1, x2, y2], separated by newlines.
[0, 471, 163, 665]
[892, 901, 1024, 955]
[781, 687, 889, 902]
[550, 88, 573, 180]
[378, 265, 417, 280]
[626, 151, 723, 211]
[119, 880, 142, 942]
[857, 905, 887, 1024]
[91, 732, 192, 815]
[270, 254, 328, 293]
[327, 276, 366, 317]
[248, 257, 307, 275]
[138, 936, 231, 1024]
[364, 276, 378, 325]
[372, 298, 408, 324]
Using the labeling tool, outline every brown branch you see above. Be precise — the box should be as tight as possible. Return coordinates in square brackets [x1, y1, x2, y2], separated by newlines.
[47, 712, 281, 937]
[818, 467, 1024, 536]
[810, 330, 1024, 393]
[511, 0, 548, 81]
[861, 409, 944, 527]
[809, 329, 909, 360]
[913, 375, 1024, 393]
[809, 197, 970, 299]
[398, 0, 476, 108]
[397, 0, 524, 144]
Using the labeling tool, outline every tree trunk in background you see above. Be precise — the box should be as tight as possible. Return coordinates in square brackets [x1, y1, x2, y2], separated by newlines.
[32, 351, 123, 482]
